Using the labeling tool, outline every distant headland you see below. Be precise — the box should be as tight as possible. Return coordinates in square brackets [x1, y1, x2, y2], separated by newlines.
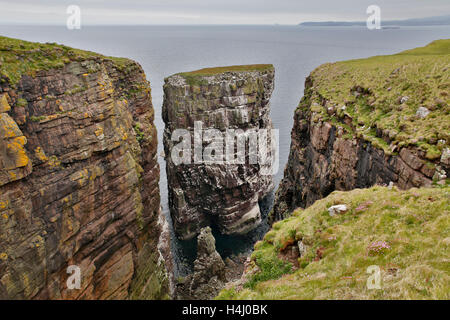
[299, 14, 450, 27]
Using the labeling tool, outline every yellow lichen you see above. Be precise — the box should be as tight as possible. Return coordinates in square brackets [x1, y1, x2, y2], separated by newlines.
[1, 113, 21, 138]
[7, 136, 30, 168]
[0, 252, 7, 261]
[35, 146, 48, 162]
[94, 126, 104, 137]
[0, 200, 8, 210]
[0, 94, 11, 112]
[48, 155, 61, 168]
[9, 171, 16, 180]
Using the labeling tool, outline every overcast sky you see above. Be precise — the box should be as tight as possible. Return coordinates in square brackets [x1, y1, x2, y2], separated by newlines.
[0, 0, 449, 25]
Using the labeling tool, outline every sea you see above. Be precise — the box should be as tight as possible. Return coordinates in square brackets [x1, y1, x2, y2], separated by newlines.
[1, 24, 449, 275]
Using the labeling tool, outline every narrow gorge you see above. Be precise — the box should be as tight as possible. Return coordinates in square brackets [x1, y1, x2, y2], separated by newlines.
[0, 35, 448, 301]
[219, 40, 449, 300]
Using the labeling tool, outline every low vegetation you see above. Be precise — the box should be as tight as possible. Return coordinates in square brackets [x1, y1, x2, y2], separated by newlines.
[176, 64, 274, 86]
[217, 186, 450, 299]
[300, 39, 449, 157]
[0, 35, 133, 86]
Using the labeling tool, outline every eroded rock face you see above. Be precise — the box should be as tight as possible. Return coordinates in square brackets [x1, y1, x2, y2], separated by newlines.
[163, 66, 275, 240]
[272, 76, 448, 222]
[0, 48, 169, 299]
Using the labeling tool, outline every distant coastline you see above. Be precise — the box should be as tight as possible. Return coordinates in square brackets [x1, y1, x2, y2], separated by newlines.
[299, 14, 450, 27]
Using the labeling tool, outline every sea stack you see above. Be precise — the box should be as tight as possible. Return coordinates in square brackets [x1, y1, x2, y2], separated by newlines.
[163, 65, 276, 240]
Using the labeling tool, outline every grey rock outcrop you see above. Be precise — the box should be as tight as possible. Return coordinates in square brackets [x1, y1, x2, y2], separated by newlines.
[176, 227, 226, 300]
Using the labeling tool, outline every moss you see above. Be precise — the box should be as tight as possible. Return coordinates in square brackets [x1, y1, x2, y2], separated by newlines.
[0, 35, 137, 87]
[15, 98, 28, 108]
[244, 241, 293, 290]
[128, 237, 170, 300]
[133, 123, 145, 143]
[180, 64, 273, 76]
[424, 144, 442, 160]
[29, 115, 46, 122]
[217, 186, 450, 300]
[176, 64, 274, 86]
[64, 85, 87, 96]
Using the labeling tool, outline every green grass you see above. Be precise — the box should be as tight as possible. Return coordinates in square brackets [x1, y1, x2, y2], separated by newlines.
[176, 64, 274, 86]
[300, 39, 449, 156]
[217, 186, 450, 300]
[0, 35, 134, 86]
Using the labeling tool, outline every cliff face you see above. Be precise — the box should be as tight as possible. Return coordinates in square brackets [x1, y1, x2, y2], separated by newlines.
[0, 37, 169, 299]
[273, 40, 449, 222]
[175, 227, 226, 300]
[163, 65, 275, 240]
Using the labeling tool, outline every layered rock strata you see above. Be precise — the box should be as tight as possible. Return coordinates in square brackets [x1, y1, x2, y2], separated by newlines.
[163, 65, 275, 240]
[272, 41, 449, 222]
[0, 37, 169, 299]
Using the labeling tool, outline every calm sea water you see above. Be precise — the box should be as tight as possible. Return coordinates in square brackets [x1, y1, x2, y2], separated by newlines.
[2, 25, 449, 274]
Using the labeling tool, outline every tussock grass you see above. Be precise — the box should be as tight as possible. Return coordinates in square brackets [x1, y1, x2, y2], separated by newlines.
[0, 35, 133, 86]
[302, 39, 449, 157]
[176, 64, 274, 86]
[217, 186, 450, 300]
[179, 64, 274, 76]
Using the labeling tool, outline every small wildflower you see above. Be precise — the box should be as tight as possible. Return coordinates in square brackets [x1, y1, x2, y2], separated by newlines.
[367, 241, 391, 256]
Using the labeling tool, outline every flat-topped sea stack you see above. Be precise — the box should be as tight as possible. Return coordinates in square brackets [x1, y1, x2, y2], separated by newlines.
[163, 65, 275, 240]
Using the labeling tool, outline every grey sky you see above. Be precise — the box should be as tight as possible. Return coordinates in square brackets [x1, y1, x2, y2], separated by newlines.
[0, 0, 449, 25]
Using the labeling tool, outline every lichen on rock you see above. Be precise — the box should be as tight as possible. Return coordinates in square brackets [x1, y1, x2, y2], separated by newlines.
[0, 36, 169, 300]
[176, 227, 226, 300]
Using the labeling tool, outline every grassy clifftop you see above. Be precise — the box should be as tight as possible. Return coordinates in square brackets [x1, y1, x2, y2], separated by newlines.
[0, 35, 134, 86]
[301, 39, 449, 159]
[218, 186, 449, 300]
[175, 64, 274, 86]
[178, 64, 274, 76]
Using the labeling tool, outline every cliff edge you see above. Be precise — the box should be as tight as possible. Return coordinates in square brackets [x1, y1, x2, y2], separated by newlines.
[218, 40, 449, 300]
[0, 36, 169, 299]
[219, 186, 449, 299]
[272, 40, 449, 222]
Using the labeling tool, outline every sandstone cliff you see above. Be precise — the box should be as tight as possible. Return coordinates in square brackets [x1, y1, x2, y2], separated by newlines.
[163, 65, 275, 240]
[0, 36, 169, 299]
[272, 40, 449, 222]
